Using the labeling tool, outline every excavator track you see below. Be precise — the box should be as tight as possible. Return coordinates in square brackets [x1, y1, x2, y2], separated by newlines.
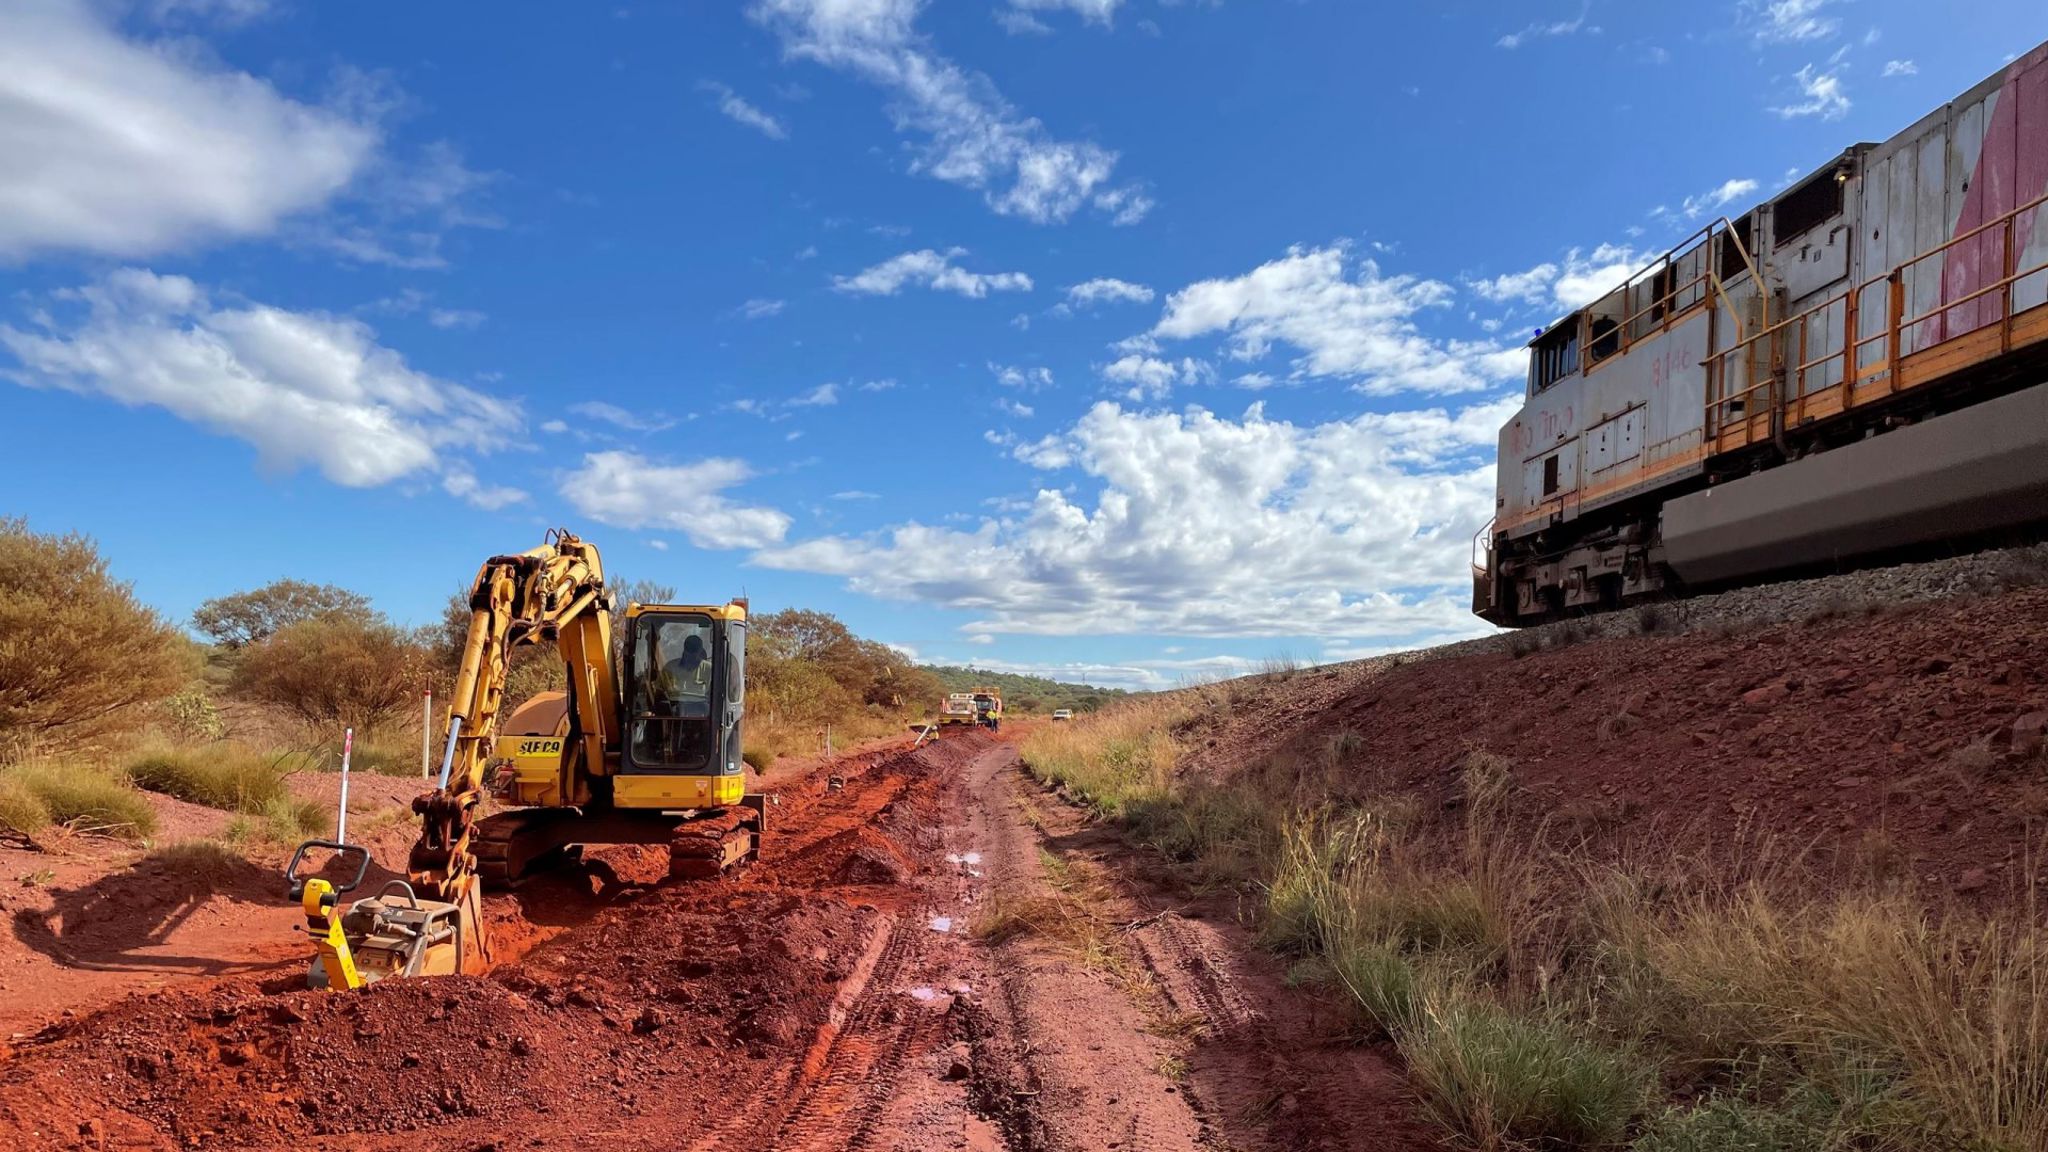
[471, 805, 764, 887]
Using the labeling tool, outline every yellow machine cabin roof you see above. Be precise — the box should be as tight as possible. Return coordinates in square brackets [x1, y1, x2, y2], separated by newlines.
[625, 599, 748, 622]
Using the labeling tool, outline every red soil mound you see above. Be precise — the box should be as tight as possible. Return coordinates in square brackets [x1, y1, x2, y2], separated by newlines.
[1191, 588, 2048, 897]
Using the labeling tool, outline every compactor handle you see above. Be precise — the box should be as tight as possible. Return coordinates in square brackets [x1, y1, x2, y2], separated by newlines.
[286, 840, 372, 898]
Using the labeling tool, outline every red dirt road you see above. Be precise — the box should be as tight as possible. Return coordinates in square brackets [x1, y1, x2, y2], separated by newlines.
[0, 729, 1440, 1150]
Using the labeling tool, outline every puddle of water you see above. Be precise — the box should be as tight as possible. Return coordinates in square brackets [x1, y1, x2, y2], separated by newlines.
[907, 986, 939, 1003]
[944, 851, 983, 867]
[928, 915, 954, 933]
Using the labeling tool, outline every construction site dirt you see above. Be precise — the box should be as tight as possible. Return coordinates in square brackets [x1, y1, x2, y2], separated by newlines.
[2, 727, 1428, 1152]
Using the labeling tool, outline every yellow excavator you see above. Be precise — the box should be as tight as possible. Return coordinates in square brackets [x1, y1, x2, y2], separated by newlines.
[287, 529, 765, 986]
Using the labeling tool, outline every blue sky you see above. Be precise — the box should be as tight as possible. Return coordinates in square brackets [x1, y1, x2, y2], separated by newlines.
[3, 0, 2042, 690]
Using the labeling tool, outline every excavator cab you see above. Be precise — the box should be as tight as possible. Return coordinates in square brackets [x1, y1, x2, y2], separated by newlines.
[617, 604, 748, 808]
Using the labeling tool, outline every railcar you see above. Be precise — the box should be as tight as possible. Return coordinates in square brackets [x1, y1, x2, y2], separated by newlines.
[1475, 42, 2048, 626]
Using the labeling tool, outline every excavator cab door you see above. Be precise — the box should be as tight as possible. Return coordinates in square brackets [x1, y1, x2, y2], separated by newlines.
[624, 611, 721, 776]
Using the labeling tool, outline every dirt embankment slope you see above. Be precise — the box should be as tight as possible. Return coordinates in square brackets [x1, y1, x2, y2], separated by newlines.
[1189, 586, 2048, 896]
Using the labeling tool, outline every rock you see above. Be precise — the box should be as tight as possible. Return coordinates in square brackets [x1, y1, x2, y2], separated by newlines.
[510, 1035, 533, 1057]
[1956, 868, 1991, 893]
[1834, 776, 1868, 789]
[1741, 682, 1789, 708]
[1920, 655, 1955, 675]
[633, 1008, 667, 1035]
[2012, 712, 2048, 759]
[942, 1042, 972, 1081]
[221, 1043, 257, 1066]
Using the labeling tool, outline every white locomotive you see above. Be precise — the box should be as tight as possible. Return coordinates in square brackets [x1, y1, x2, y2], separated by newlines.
[1476, 41, 2048, 626]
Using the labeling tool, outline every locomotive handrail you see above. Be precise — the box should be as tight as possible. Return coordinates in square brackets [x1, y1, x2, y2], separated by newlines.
[1703, 188, 2048, 448]
[1582, 217, 1763, 371]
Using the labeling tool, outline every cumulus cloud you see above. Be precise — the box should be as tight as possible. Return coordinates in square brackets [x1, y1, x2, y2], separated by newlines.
[1772, 62, 1851, 120]
[736, 298, 787, 319]
[753, 396, 1518, 645]
[559, 451, 791, 550]
[835, 249, 1033, 297]
[747, 0, 1148, 225]
[1882, 59, 1917, 77]
[699, 79, 789, 139]
[1065, 278, 1155, 308]
[1145, 244, 1527, 395]
[1, 268, 521, 489]
[789, 382, 839, 406]
[0, 0, 378, 262]
[441, 464, 528, 510]
[989, 362, 1054, 390]
[1099, 354, 1213, 401]
[1682, 177, 1759, 219]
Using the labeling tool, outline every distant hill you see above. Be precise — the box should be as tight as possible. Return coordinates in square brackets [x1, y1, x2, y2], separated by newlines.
[922, 665, 1131, 714]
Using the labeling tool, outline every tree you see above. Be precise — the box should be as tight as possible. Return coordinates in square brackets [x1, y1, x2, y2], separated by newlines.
[0, 518, 185, 745]
[193, 579, 373, 648]
[231, 614, 432, 732]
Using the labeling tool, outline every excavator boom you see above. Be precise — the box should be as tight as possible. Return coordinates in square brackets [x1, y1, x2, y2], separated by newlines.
[407, 530, 617, 971]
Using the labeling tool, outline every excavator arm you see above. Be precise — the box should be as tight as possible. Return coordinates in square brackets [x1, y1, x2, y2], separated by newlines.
[406, 529, 619, 969]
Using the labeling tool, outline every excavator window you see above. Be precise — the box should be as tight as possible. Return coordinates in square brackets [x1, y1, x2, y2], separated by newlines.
[627, 613, 718, 773]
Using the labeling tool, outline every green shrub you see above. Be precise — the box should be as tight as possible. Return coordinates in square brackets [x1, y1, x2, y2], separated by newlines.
[125, 747, 292, 812]
[1329, 935, 1420, 1038]
[0, 518, 186, 745]
[0, 775, 50, 835]
[1403, 1002, 1650, 1150]
[0, 762, 157, 839]
[161, 688, 226, 741]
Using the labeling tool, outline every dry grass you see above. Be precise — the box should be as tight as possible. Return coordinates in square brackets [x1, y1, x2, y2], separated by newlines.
[0, 760, 157, 840]
[124, 744, 299, 812]
[1025, 687, 2048, 1151]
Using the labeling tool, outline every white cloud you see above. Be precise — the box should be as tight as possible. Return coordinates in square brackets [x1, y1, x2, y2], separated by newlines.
[1744, 0, 1841, 45]
[1146, 244, 1526, 396]
[540, 419, 569, 434]
[296, 136, 501, 271]
[0, 0, 378, 262]
[989, 362, 1054, 390]
[2, 268, 521, 489]
[754, 396, 1517, 645]
[790, 381, 840, 406]
[1681, 177, 1760, 219]
[1065, 277, 1155, 308]
[1496, 2, 1595, 48]
[1551, 243, 1645, 309]
[993, 9, 1050, 35]
[569, 400, 676, 433]
[996, 397, 1035, 418]
[737, 298, 787, 320]
[834, 248, 1033, 298]
[1773, 63, 1851, 120]
[747, 0, 1148, 225]
[1882, 59, 1917, 77]
[427, 307, 486, 330]
[965, 633, 996, 646]
[1468, 264, 1561, 306]
[1007, 0, 1123, 28]
[1099, 354, 1213, 401]
[699, 79, 789, 139]
[144, 0, 273, 26]
[859, 378, 900, 392]
[647, 539, 670, 551]
[832, 489, 881, 500]
[441, 464, 528, 510]
[560, 451, 791, 550]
